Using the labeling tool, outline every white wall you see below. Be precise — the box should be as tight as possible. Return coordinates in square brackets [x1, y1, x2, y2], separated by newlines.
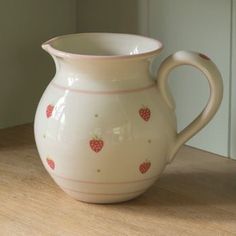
[76, 0, 143, 34]
[0, 0, 77, 128]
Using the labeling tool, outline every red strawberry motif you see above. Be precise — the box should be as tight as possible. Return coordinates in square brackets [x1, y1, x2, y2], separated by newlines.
[139, 106, 151, 121]
[139, 160, 151, 174]
[199, 53, 210, 61]
[46, 104, 54, 118]
[89, 136, 104, 153]
[46, 158, 55, 170]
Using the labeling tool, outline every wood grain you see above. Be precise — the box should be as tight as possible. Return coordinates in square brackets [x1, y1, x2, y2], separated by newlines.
[0, 124, 236, 235]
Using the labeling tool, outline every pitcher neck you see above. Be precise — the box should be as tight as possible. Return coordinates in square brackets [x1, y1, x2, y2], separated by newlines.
[53, 56, 153, 81]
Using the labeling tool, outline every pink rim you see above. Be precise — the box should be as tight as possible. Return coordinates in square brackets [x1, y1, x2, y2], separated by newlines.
[51, 172, 159, 184]
[42, 32, 164, 60]
[199, 53, 211, 60]
[62, 186, 148, 196]
[51, 81, 156, 95]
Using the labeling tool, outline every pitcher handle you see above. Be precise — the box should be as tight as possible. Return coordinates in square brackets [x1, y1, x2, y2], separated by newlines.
[157, 51, 223, 163]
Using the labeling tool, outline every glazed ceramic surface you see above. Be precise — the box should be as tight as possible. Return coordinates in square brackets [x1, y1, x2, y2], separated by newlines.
[35, 33, 223, 203]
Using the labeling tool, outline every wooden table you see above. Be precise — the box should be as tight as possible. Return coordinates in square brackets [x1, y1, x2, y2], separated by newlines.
[0, 124, 236, 235]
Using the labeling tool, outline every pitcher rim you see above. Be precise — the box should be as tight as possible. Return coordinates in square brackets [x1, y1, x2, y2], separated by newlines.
[41, 32, 164, 61]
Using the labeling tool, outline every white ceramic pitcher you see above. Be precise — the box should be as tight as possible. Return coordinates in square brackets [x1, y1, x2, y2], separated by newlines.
[34, 33, 223, 203]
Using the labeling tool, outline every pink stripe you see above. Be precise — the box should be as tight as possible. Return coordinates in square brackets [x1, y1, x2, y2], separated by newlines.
[51, 172, 159, 185]
[62, 186, 147, 196]
[51, 82, 156, 95]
